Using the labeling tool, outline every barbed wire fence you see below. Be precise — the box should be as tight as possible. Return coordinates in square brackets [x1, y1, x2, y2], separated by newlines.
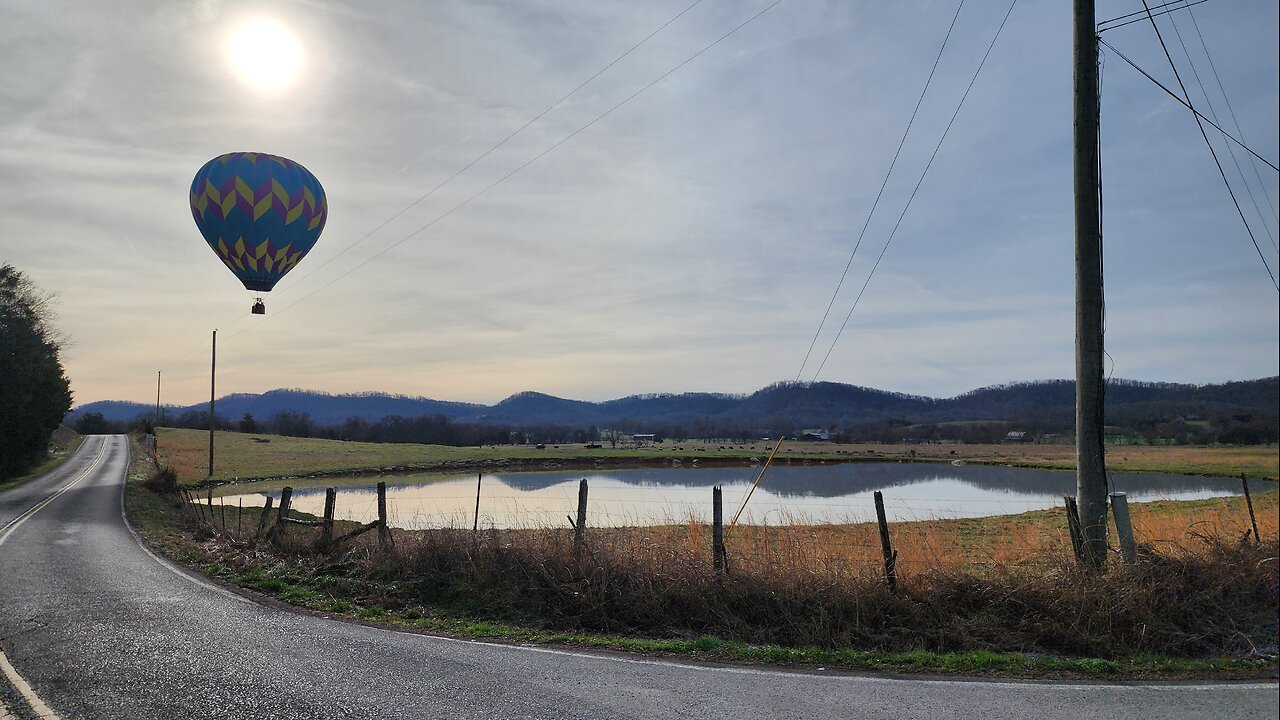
[183, 471, 1268, 582]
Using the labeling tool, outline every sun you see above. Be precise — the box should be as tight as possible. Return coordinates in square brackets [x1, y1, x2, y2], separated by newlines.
[227, 18, 304, 93]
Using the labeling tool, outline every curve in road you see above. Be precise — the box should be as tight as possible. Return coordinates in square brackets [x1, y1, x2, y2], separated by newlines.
[0, 436, 1273, 719]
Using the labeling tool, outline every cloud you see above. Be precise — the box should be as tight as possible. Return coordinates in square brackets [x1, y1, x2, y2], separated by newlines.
[0, 0, 1275, 408]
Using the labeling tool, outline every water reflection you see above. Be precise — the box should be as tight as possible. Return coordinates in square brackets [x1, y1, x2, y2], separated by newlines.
[219, 462, 1246, 530]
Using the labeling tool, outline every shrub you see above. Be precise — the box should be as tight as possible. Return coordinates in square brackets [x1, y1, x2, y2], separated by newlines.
[143, 464, 179, 494]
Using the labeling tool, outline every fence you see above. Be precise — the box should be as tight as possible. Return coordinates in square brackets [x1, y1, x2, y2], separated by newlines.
[182, 471, 1271, 578]
[179, 482, 394, 550]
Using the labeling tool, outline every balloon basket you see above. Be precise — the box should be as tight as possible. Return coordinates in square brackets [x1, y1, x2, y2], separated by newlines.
[251, 299, 266, 315]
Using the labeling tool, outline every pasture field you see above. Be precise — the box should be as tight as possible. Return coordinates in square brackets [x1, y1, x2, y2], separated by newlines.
[131, 435, 1278, 678]
[156, 427, 1279, 485]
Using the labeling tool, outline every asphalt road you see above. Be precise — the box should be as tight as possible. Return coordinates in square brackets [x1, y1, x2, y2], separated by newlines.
[0, 435, 1274, 719]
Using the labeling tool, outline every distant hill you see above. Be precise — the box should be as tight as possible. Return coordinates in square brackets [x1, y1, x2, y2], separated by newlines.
[728, 381, 934, 425]
[206, 389, 482, 426]
[481, 391, 612, 426]
[69, 377, 1277, 432]
[600, 392, 742, 423]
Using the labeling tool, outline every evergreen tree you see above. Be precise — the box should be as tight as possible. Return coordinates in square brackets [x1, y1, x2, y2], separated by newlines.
[0, 264, 73, 479]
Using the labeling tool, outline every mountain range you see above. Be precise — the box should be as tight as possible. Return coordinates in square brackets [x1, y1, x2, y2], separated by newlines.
[69, 377, 1278, 430]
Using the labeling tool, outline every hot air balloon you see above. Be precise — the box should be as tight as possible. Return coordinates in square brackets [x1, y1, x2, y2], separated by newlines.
[190, 152, 327, 314]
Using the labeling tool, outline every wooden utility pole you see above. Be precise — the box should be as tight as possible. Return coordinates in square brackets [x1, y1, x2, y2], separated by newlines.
[208, 330, 216, 478]
[155, 370, 161, 426]
[1074, 0, 1108, 567]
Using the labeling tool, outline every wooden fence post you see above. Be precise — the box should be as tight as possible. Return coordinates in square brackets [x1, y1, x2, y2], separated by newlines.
[277, 487, 293, 524]
[322, 488, 336, 548]
[255, 496, 274, 538]
[873, 491, 897, 591]
[1064, 495, 1085, 563]
[473, 472, 482, 534]
[237, 498, 243, 534]
[219, 497, 226, 531]
[574, 478, 588, 550]
[712, 486, 727, 574]
[1109, 492, 1137, 564]
[377, 481, 391, 547]
[271, 487, 293, 542]
[1241, 475, 1260, 543]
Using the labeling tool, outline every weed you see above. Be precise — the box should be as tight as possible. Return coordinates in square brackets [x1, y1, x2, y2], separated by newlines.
[142, 464, 179, 494]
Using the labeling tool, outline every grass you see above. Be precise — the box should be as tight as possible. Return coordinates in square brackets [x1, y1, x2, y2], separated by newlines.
[738, 490, 1279, 572]
[157, 427, 1280, 486]
[0, 428, 84, 493]
[160, 427, 756, 485]
[183, 555, 1275, 679]
[128, 435, 1279, 680]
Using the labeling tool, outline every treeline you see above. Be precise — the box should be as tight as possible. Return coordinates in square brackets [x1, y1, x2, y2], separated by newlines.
[599, 408, 1276, 446]
[73, 403, 1277, 448]
[832, 410, 1277, 445]
[74, 409, 604, 447]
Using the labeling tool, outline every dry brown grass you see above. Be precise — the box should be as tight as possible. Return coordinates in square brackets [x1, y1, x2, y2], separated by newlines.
[157, 427, 1279, 483]
[339, 524, 1276, 656]
[601, 490, 1279, 575]
[170, 484, 1279, 659]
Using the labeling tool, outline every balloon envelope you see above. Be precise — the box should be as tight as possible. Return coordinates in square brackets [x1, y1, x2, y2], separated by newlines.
[190, 152, 327, 292]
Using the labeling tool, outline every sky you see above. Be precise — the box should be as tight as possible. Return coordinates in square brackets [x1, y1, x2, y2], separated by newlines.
[1, 0, 1277, 408]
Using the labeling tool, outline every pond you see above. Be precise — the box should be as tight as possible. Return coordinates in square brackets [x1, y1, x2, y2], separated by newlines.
[217, 462, 1250, 530]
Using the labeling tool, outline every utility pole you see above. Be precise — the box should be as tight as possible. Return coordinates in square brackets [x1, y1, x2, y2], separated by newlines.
[209, 330, 216, 478]
[155, 370, 161, 426]
[1074, 0, 1108, 568]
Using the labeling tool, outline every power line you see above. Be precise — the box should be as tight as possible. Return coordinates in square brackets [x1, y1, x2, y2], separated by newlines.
[1096, 38, 1279, 173]
[1165, 2, 1277, 254]
[794, 0, 967, 383]
[810, 0, 1021, 381]
[765, 0, 1020, 444]
[1181, 1, 1279, 240]
[1137, 0, 1277, 290]
[165, 0, 710, 368]
[281, 0, 710, 292]
[1097, 0, 1213, 32]
[229, 0, 789, 340]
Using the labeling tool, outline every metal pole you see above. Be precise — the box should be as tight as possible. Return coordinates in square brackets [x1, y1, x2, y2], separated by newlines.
[1074, 0, 1108, 568]
[208, 329, 216, 479]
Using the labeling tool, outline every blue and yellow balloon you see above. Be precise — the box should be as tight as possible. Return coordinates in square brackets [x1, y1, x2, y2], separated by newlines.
[190, 152, 327, 314]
